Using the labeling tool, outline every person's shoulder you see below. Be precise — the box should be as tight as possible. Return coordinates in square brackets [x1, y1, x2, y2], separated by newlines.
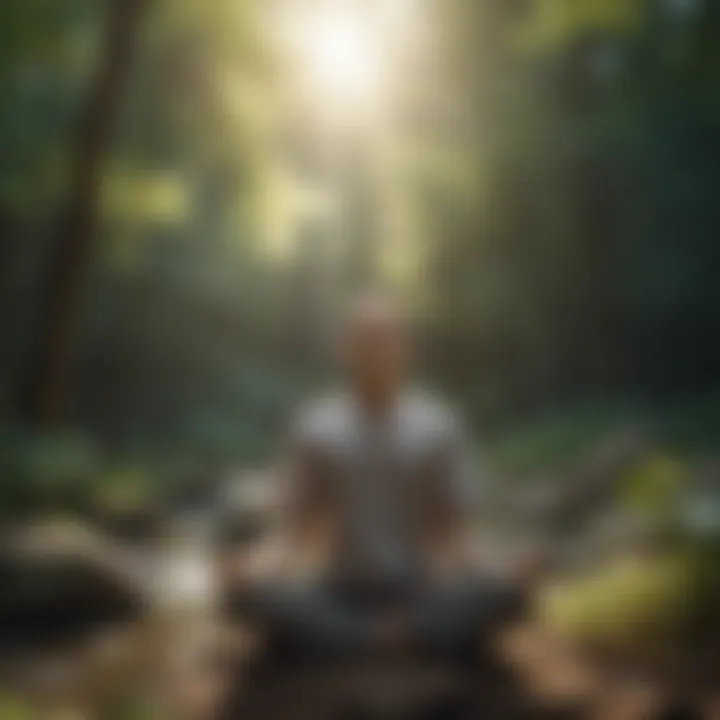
[291, 391, 351, 445]
[402, 389, 464, 441]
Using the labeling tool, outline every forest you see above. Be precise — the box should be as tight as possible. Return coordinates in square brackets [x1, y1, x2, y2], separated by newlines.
[0, 0, 719, 716]
[2, 0, 720, 471]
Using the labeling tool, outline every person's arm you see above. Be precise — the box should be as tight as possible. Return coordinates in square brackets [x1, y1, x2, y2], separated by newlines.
[219, 418, 333, 585]
[272, 439, 333, 578]
[425, 417, 480, 580]
[427, 425, 555, 589]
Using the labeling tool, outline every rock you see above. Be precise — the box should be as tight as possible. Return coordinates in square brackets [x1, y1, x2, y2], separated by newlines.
[213, 470, 278, 549]
[90, 499, 168, 544]
[0, 519, 146, 655]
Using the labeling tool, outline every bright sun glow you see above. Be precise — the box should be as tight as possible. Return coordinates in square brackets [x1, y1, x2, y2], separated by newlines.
[279, 2, 391, 114]
[304, 9, 382, 101]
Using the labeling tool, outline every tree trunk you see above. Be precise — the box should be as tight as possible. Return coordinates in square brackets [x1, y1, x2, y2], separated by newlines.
[574, 157, 622, 387]
[28, 0, 146, 425]
[0, 209, 18, 423]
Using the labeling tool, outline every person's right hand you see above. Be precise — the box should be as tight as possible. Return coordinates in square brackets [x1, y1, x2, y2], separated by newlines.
[371, 610, 414, 652]
[215, 551, 250, 593]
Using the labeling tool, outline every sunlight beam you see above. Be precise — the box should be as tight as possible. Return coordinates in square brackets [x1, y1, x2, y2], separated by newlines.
[275, 0, 407, 118]
[303, 7, 383, 104]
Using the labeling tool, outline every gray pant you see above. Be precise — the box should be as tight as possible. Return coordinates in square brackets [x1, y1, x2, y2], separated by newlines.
[227, 574, 522, 659]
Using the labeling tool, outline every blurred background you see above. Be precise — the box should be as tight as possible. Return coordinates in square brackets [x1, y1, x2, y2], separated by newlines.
[1, 0, 719, 717]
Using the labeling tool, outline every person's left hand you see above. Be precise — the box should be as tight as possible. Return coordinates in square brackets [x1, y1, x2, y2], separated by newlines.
[371, 610, 414, 653]
[513, 547, 552, 589]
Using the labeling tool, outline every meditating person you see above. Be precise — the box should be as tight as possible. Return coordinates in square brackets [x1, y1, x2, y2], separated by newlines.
[223, 292, 524, 667]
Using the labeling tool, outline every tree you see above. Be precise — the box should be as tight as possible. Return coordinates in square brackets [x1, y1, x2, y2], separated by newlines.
[28, 0, 146, 425]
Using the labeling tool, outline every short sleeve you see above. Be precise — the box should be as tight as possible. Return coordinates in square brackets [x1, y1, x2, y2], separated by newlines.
[430, 410, 488, 523]
[444, 417, 477, 516]
[283, 404, 331, 520]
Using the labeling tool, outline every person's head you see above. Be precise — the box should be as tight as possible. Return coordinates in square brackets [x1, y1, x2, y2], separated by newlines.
[339, 290, 410, 405]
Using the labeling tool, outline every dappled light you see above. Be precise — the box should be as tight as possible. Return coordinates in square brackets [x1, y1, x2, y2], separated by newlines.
[1, 0, 719, 718]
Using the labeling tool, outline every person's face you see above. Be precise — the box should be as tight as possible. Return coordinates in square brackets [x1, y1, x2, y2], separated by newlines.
[343, 305, 408, 397]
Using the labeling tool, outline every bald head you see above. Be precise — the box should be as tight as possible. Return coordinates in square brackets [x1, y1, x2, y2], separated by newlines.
[347, 291, 406, 337]
[340, 292, 410, 405]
